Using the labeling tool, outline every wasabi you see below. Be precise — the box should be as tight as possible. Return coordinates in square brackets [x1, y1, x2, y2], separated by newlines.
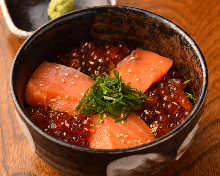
[48, 0, 76, 20]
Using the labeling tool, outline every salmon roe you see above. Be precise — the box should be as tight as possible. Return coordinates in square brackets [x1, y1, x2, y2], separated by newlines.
[26, 106, 92, 147]
[137, 70, 192, 137]
[54, 41, 131, 76]
[26, 41, 193, 146]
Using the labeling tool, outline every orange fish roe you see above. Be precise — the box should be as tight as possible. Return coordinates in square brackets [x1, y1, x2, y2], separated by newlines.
[26, 106, 92, 147]
[137, 69, 193, 138]
[54, 41, 131, 76]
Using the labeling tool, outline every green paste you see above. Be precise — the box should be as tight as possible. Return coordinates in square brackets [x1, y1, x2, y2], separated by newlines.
[48, 0, 76, 19]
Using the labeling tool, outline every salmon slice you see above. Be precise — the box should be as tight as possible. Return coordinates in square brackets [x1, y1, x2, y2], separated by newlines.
[89, 113, 155, 149]
[25, 61, 94, 116]
[114, 49, 173, 92]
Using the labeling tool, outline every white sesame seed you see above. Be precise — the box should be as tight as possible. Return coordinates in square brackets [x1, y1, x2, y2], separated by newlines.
[65, 123, 69, 128]
[151, 128, 156, 132]
[81, 93, 84, 96]
[84, 128, 88, 131]
[155, 110, 160, 114]
[116, 134, 120, 138]
[39, 83, 43, 87]
[71, 81, 75, 85]
[56, 66, 60, 70]
[106, 50, 110, 55]
[121, 121, 125, 124]
[84, 42, 88, 46]
[74, 75, 79, 78]
[127, 141, 131, 144]
[151, 127, 158, 133]
[120, 133, 124, 137]
[172, 102, 178, 105]
[94, 70, 99, 75]
[72, 52, 77, 57]
[128, 69, 132, 73]
[64, 73, 68, 76]
[61, 122, 64, 125]
[124, 134, 128, 138]
[136, 78, 140, 81]
[65, 95, 69, 99]
[63, 132, 66, 136]
[121, 139, 125, 144]
[89, 61, 95, 65]
[61, 78, 65, 83]
[94, 55, 97, 60]
[98, 59, 103, 63]
[137, 139, 142, 144]
[160, 60, 164, 63]
[144, 110, 149, 115]
[103, 114, 107, 118]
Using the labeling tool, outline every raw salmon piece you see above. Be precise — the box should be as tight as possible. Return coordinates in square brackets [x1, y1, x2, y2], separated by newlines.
[114, 49, 173, 92]
[25, 61, 94, 116]
[89, 113, 155, 149]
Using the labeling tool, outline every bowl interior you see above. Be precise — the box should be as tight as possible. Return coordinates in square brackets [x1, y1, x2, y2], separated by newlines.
[11, 6, 207, 151]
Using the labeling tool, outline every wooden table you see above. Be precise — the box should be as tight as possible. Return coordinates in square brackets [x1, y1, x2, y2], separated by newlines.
[0, 0, 219, 175]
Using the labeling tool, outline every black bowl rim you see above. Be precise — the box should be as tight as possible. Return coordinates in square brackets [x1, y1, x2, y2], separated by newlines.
[11, 5, 208, 154]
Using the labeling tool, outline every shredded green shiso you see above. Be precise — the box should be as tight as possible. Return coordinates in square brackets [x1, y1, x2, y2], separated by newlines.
[76, 70, 146, 122]
[185, 92, 197, 104]
[183, 79, 197, 104]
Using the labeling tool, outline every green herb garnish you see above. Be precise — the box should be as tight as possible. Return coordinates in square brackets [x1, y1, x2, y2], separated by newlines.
[183, 79, 197, 104]
[185, 92, 197, 104]
[76, 70, 146, 122]
[183, 79, 191, 85]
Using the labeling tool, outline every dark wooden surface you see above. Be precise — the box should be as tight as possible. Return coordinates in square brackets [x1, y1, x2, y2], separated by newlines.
[0, 0, 219, 175]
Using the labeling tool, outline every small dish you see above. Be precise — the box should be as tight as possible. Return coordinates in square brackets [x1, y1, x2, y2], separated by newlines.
[0, 0, 116, 38]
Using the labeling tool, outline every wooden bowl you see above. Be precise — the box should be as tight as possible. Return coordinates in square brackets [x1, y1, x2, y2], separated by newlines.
[11, 6, 208, 176]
